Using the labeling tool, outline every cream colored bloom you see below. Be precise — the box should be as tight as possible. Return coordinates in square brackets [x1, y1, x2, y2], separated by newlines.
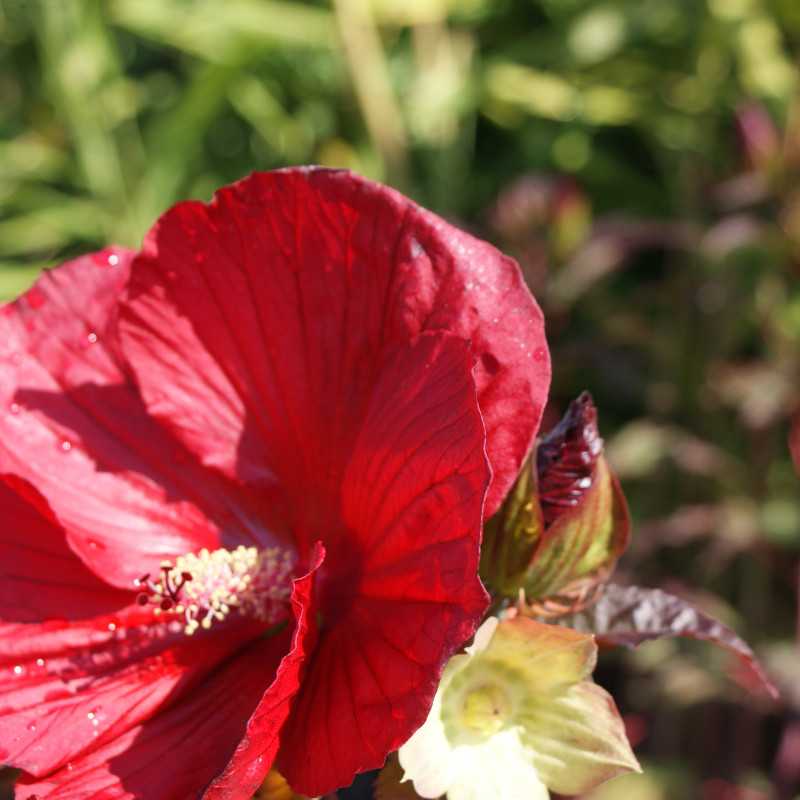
[399, 616, 640, 800]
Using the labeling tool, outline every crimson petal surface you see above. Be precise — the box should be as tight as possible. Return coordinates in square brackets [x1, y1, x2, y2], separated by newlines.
[0, 249, 276, 588]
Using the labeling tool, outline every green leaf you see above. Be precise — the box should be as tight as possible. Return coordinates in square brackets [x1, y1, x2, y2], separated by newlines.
[0, 201, 107, 258]
[109, 0, 334, 61]
[0, 263, 45, 302]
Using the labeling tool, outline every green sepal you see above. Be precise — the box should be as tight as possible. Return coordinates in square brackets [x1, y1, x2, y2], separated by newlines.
[479, 455, 544, 596]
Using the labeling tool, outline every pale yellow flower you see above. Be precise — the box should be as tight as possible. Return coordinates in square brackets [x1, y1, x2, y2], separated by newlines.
[399, 616, 640, 800]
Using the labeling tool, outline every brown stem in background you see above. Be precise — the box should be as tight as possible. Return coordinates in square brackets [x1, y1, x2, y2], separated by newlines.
[332, 0, 409, 186]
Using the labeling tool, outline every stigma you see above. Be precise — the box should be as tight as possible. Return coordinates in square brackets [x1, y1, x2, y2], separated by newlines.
[135, 545, 295, 635]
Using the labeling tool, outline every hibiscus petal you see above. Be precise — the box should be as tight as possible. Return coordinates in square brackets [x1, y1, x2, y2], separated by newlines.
[0, 474, 129, 622]
[202, 543, 323, 800]
[13, 552, 321, 800]
[0, 248, 275, 589]
[119, 168, 548, 523]
[277, 333, 489, 795]
[0, 603, 254, 777]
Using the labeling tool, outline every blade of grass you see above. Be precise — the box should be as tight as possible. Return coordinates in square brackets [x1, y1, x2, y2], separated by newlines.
[332, 0, 408, 186]
[109, 0, 334, 60]
[35, 0, 129, 222]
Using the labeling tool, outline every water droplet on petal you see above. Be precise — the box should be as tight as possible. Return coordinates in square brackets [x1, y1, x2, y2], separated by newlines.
[12, 665, 24, 676]
[93, 251, 120, 268]
[9, 402, 20, 415]
[87, 539, 102, 550]
[27, 721, 37, 732]
[86, 332, 98, 344]
[60, 440, 72, 452]
[533, 347, 547, 362]
[27, 288, 46, 309]
[35, 658, 45, 668]
[66, 762, 75, 772]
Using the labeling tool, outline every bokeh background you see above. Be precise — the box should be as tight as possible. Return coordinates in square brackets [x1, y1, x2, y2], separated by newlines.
[1, 0, 800, 797]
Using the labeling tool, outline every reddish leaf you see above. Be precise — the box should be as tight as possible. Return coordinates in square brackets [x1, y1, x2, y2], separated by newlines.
[563, 584, 778, 700]
[536, 392, 602, 529]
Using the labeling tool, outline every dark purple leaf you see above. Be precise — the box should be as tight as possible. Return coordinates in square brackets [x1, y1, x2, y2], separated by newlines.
[536, 392, 602, 528]
[563, 583, 779, 700]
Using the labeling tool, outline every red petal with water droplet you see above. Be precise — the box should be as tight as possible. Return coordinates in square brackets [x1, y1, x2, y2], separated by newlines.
[2, 170, 536, 797]
[0, 248, 277, 589]
[14, 550, 322, 800]
[0, 475, 252, 775]
[0, 474, 129, 622]
[0, 477, 255, 778]
[0, 608, 254, 779]
[119, 168, 549, 521]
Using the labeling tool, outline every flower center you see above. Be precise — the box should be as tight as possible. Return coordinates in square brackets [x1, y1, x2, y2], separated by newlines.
[135, 545, 295, 635]
[459, 684, 513, 738]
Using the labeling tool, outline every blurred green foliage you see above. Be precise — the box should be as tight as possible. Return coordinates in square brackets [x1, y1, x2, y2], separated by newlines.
[2, 0, 800, 797]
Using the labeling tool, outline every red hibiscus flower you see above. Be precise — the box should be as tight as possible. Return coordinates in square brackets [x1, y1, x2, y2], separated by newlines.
[0, 168, 550, 799]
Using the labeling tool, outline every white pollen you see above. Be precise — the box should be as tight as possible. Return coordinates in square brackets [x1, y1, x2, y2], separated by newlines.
[138, 545, 295, 636]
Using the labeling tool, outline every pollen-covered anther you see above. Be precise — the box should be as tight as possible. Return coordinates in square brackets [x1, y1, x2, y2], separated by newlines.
[135, 545, 296, 635]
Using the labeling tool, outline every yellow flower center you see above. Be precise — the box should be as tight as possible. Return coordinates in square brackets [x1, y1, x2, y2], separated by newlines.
[136, 545, 295, 635]
[460, 684, 513, 738]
